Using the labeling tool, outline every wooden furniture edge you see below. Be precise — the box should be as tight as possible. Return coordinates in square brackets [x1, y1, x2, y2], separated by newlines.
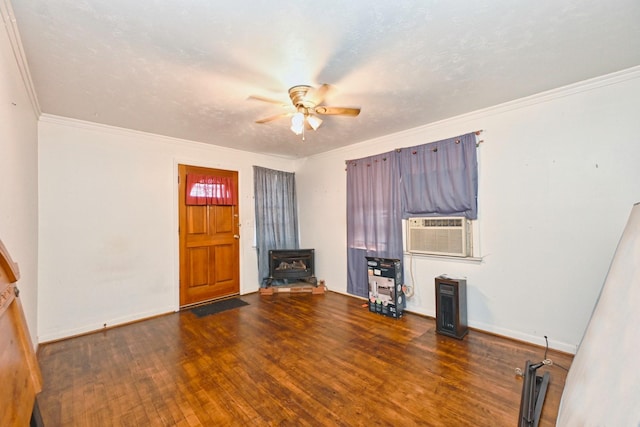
[0, 238, 20, 283]
[0, 238, 43, 426]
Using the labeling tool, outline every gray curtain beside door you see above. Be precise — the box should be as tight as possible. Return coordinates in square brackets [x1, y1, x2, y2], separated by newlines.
[253, 166, 299, 286]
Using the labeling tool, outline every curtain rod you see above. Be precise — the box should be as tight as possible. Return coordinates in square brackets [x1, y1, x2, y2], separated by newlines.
[345, 130, 484, 165]
[396, 130, 484, 151]
[475, 129, 484, 146]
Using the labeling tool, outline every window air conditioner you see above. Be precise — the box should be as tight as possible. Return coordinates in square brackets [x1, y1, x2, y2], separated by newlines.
[406, 217, 472, 257]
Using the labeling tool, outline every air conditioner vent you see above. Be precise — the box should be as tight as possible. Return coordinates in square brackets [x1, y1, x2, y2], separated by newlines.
[406, 217, 471, 257]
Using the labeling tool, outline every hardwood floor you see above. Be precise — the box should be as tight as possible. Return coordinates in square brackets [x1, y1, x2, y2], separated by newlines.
[36, 292, 573, 426]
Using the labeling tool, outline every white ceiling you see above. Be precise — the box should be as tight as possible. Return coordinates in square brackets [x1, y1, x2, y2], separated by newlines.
[10, 0, 640, 159]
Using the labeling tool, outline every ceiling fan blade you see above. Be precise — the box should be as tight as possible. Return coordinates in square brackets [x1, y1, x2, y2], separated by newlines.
[306, 84, 332, 106]
[247, 95, 288, 106]
[255, 113, 291, 124]
[314, 106, 361, 117]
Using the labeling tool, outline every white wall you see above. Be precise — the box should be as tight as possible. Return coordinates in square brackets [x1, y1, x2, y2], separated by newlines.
[297, 67, 640, 353]
[0, 7, 39, 346]
[37, 117, 296, 342]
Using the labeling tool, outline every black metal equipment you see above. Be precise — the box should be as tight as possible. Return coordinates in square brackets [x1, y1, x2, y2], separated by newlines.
[264, 249, 316, 286]
[517, 360, 550, 427]
[366, 257, 404, 318]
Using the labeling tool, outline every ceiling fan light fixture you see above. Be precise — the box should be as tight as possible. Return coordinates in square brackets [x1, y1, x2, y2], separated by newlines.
[290, 112, 305, 135]
[306, 115, 322, 130]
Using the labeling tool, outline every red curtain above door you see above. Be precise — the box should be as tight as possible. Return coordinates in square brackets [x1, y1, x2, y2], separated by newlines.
[185, 174, 237, 206]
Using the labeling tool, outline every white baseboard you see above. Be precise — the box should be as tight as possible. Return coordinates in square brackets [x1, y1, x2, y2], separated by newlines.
[38, 306, 175, 343]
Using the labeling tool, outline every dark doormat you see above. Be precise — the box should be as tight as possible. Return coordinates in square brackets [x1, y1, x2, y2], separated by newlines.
[191, 298, 249, 318]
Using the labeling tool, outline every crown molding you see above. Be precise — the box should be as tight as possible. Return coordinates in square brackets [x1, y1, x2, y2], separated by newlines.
[310, 65, 640, 160]
[1, 0, 41, 117]
[389, 65, 640, 141]
[39, 113, 299, 160]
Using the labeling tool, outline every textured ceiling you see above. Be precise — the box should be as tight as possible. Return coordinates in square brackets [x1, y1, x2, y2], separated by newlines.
[10, 0, 640, 158]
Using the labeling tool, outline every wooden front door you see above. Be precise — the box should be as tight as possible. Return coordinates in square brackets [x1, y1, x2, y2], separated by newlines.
[178, 164, 240, 307]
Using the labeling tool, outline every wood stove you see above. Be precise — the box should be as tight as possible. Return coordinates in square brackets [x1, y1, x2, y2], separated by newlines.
[265, 249, 317, 286]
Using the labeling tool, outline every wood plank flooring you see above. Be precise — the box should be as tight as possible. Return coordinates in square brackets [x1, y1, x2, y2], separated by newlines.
[36, 292, 573, 426]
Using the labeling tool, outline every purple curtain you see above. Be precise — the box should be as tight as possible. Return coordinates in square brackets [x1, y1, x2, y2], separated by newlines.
[399, 132, 478, 219]
[345, 132, 478, 298]
[346, 152, 403, 297]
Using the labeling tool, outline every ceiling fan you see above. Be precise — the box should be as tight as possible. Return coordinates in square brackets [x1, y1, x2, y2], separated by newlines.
[249, 84, 361, 139]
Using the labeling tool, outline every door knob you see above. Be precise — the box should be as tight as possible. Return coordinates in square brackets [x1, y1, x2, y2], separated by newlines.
[233, 234, 240, 239]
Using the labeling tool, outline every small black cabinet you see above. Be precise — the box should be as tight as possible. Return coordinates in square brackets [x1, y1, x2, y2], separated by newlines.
[435, 276, 468, 339]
